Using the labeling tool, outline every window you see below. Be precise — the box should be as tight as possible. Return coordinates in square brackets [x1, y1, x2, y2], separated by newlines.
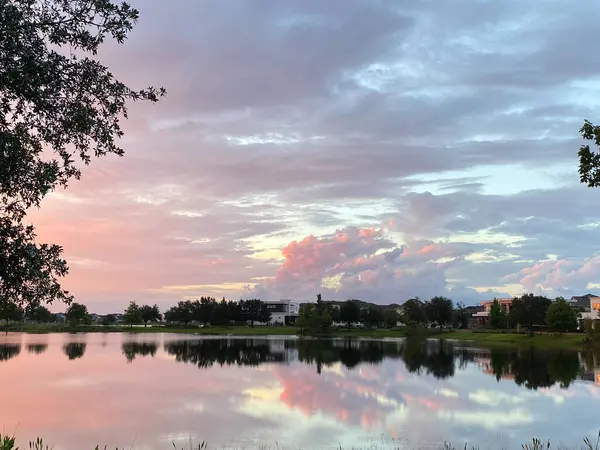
[592, 302, 600, 310]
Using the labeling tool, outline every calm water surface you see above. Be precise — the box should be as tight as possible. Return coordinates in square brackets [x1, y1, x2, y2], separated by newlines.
[0, 333, 599, 449]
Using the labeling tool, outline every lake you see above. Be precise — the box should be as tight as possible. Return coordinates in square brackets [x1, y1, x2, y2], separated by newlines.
[0, 333, 599, 450]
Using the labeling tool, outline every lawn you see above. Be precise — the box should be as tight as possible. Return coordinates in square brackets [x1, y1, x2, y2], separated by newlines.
[3, 323, 413, 338]
[434, 330, 587, 349]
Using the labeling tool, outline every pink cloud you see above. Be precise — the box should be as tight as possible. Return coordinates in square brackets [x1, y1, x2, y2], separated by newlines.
[250, 226, 487, 303]
[503, 256, 600, 294]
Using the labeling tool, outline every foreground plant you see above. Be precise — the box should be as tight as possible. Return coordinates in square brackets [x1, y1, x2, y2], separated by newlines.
[1, 433, 600, 450]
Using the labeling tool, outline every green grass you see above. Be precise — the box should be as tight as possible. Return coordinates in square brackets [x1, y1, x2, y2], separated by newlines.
[1, 323, 413, 337]
[434, 330, 587, 349]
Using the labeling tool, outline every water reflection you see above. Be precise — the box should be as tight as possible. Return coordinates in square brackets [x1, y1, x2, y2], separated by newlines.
[27, 343, 48, 355]
[161, 338, 600, 390]
[473, 348, 585, 389]
[483, 348, 581, 389]
[164, 338, 277, 368]
[3, 334, 598, 391]
[0, 343, 21, 362]
[63, 342, 86, 360]
[0, 334, 600, 450]
[121, 341, 158, 363]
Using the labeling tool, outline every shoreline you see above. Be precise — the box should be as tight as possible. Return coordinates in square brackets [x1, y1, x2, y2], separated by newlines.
[1, 325, 591, 349]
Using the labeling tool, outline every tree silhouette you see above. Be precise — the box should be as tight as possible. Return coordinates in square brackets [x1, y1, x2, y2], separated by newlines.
[0, 0, 165, 313]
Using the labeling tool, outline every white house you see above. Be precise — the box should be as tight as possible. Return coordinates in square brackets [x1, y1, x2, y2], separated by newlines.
[579, 296, 600, 321]
[265, 299, 300, 325]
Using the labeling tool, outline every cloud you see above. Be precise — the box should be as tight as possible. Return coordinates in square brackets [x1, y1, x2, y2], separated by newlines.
[249, 226, 503, 304]
[23, 0, 600, 310]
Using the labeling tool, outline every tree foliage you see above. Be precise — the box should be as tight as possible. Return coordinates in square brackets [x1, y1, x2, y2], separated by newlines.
[139, 304, 161, 326]
[452, 302, 469, 329]
[339, 300, 360, 328]
[239, 299, 270, 327]
[427, 296, 453, 328]
[546, 298, 578, 332]
[212, 298, 240, 326]
[0, 0, 164, 312]
[0, 299, 23, 326]
[164, 301, 194, 325]
[297, 294, 332, 337]
[578, 120, 600, 187]
[193, 297, 217, 326]
[510, 294, 552, 336]
[25, 304, 54, 323]
[65, 302, 88, 326]
[489, 299, 504, 329]
[361, 304, 384, 328]
[383, 310, 399, 329]
[401, 298, 427, 324]
[123, 301, 142, 327]
[101, 314, 117, 327]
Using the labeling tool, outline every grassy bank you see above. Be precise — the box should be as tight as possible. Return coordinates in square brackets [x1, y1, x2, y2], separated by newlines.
[434, 330, 587, 349]
[1, 323, 411, 338]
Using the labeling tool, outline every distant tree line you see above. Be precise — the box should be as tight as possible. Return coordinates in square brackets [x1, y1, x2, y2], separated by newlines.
[163, 298, 270, 328]
[0, 297, 274, 329]
[486, 295, 581, 335]
[2, 291, 592, 337]
[0, 302, 57, 326]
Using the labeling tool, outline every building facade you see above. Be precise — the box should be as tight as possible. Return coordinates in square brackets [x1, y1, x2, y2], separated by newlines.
[568, 294, 600, 312]
[578, 296, 600, 321]
[472, 298, 515, 327]
[264, 299, 300, 325]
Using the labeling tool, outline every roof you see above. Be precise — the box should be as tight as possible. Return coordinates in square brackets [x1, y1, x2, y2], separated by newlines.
[569, 294, 598, 309]
[481, 298, 513, 305]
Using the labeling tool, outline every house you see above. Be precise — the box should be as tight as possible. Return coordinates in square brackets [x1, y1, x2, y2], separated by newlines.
[54, 313, 67, 323]
[89, 313, 102, 324]
[472, 298, 514, 327]
[578, 296, 600, 321]
[264, 299, 300, 325]
[568, 294, 599, 312]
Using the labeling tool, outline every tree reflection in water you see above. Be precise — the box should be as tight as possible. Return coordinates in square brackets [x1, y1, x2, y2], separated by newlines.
[163, 337, 600, 390]
[27, 343, 48, 355]
[63, 342, 86, 360]
[121, 341, 158, 363]
[163, 338, 460, 378]
[0, 344, 21, 362]
[486, 348, 581, 389]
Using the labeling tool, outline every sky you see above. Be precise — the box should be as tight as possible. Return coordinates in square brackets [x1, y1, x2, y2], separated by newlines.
[27, 0, 600, 312]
